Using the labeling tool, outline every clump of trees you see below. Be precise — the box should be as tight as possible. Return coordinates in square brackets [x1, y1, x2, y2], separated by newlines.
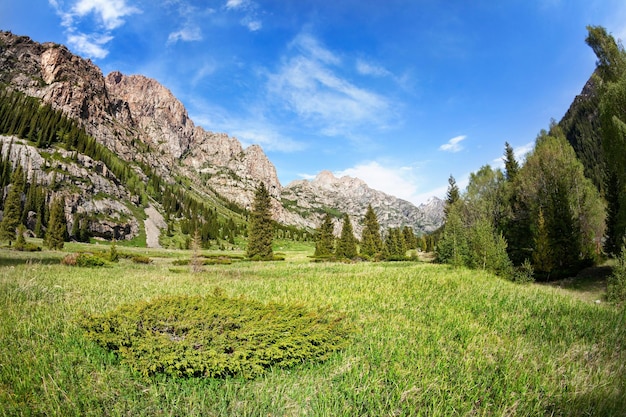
[435, 25, 626, 285]
[437, 128, 605, 281]
[311, 204, 421, 262]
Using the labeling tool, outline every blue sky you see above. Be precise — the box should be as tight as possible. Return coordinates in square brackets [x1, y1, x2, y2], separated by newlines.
[2, 1, 626, 204]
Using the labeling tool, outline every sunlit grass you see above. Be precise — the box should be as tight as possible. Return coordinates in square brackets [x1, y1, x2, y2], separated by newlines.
[1, 246, 624, 416]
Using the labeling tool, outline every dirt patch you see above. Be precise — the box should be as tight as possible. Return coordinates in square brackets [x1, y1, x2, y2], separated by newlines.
[144, 204, 166, 248]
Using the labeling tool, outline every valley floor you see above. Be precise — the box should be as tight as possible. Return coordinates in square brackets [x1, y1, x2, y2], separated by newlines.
[0, 246, 624, 416]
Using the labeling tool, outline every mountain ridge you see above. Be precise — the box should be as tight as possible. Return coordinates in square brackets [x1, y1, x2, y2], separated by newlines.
[0, 30, 443, 243]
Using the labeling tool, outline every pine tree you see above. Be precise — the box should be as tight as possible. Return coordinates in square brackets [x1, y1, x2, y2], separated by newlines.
[335, 214, 357, 260]
[45, 197, 67, 250]
[360, 205, 383, 258]
[314, 212, 335, 257]
[444, 175, 460, 218]
[246, 182, 274, 260]
[503, 142, 520, 181]
[0, 164, 25, 244]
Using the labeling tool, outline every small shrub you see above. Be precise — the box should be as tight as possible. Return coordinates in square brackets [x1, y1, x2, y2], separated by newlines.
[510, 259, 535, 284]
[61, 253, 78, 266]
[76, 253, 107, 267]
[172, 259, 189, 266]
[79, 294, 351, 379]
[132, 255, 152, 264]
[108, 243, 119, 263]
[607, 246, 626, 303]
[15, 242, 42, 252]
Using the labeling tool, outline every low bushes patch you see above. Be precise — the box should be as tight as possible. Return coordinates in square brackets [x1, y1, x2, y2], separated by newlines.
[79, 292, 350, 379]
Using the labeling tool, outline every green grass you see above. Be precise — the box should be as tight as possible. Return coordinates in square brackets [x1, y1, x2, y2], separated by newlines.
[0, 246, 625, 416]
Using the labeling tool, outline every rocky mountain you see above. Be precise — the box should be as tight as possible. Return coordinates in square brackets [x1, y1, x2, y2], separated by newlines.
[0, 31, 443, 244]
[282, 171, 444, 237]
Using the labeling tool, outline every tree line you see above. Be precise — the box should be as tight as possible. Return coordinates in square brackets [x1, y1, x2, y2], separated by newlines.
[434, 26, 626, 285]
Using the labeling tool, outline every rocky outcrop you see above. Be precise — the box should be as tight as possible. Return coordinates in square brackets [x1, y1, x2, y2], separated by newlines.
[282, 171, 444, 237]
[0, 135, 139, 240]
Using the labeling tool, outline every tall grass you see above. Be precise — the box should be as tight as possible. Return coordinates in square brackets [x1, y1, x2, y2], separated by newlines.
[1, 250, 624, 416]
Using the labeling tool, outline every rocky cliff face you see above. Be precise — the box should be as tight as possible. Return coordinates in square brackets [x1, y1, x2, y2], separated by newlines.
[0, 136, 139, 240]
[0, 31, 443, 239]
[282, 171, 444, 237]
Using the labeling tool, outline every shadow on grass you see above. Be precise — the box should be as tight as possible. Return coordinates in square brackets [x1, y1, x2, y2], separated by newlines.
[0, 249, 62, 267]
[543, 264, 612, 302]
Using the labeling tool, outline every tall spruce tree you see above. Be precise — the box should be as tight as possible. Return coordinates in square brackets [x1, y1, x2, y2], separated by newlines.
[503, 142, 519, 181]
[314, 212, 335, 257]
[246, 182, 274, 260]
[360, 205, 383, 258]
[45, 196, 67, 250]
[0, 164, 25, 244]
[444, 175, 460, 218]
[335, 214, 357, 259]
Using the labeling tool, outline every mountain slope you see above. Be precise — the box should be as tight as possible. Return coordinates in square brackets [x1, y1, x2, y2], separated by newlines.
[282, 171, 444, 237]
[0, 31, 443, 244]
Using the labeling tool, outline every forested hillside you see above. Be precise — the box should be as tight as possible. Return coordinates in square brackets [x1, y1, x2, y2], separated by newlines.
[436, 26, 626, 284]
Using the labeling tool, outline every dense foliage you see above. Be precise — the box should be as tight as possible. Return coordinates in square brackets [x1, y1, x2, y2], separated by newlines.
[79, 293, 350, 379]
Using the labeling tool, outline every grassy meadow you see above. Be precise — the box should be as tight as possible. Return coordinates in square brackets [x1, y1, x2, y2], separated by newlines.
[1, 243, 625, 416]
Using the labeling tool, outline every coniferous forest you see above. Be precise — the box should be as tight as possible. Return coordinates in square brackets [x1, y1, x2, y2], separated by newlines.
[433, 26, 626, 291]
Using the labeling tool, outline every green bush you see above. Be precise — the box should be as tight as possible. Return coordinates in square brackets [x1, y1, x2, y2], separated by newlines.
[132, 255, 152, 264]
[76, 253, 107, 267]
[607, 246, 626, 303]
[79, 293, 351, 379]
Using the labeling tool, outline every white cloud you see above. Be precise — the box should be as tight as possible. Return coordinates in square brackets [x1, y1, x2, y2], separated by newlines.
[66, 32, 112, 59]
[167, 26, 202, 44]
[71, 0, 139, 30]
[244, 19, 262, 31]
[225, 0, 245, 9]
[334, 161, 423, 204]
[49, 0, 139, 59]
[267, 33, 393, 138]
[225, 0, 262, 32]
[439, 135, 466, 152]
[356, 59, 391, 77]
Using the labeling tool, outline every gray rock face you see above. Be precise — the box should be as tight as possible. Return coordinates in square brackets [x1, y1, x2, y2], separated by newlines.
[0, 136, 139, 240]
[282, 171, 444, 237]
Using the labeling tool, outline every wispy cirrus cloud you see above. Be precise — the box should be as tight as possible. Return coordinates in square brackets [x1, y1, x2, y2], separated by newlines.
[224, 0, 262, 32]
[167, 25, 202, 45]
[356, 59, 392, 78]
[266, 33, 394, 139]
[48, 0, 139, 58]
[439, 135, 467, 152]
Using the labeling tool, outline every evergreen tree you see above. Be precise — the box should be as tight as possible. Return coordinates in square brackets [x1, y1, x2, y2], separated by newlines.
[503, 142, 519, 181]
[246, 182, 274, 260]
[360, 205, 383, 258]
[335, 214, 357, 260]
[45, 197, 67, 250]
[516, 129, 605, 276]
[384, 228, 407, 260]
[314, 212, 335, 257]
[0, 164, 25, 244]
[436, 202, 468, 268]
[402, 226, 417, 250]
[444, 175, 460, 218]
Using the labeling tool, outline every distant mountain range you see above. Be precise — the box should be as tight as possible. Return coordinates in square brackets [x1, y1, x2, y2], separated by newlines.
[0, 30, 444, 243]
